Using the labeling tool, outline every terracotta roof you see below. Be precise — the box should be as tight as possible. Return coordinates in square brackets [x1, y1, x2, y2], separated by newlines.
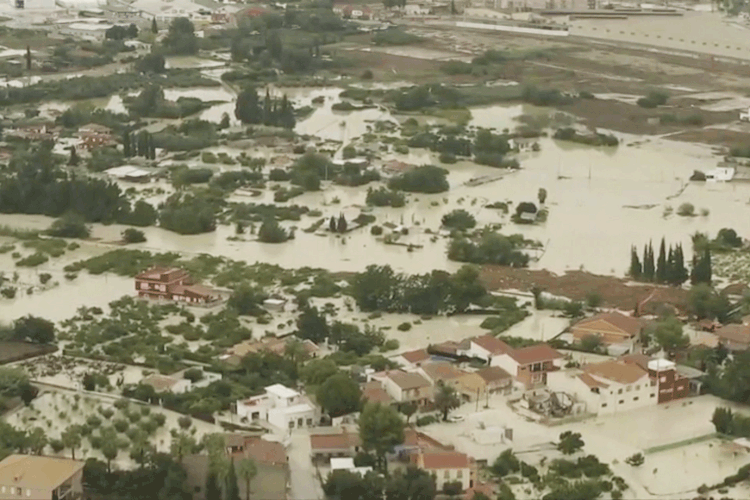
[578, 372, 609, 389]
[0, 455, 84, 490]
[722, 282, 748, 296]
[476, 366, 512, 384]
[416, 450, 471, 469]
[620, 353, 651, 372]
[183, 284, 216, 297]
[387, 371, 431, 390]
[401, 349, 430, 364]
[430, 341, 461, 356]
[141, 374, 179, 391]
[361, 381, 392, 404]
[715, 324, 750, 344]
[507, 344, 562, 365]
[135, 266, 186, 281]
[420, 362, 465, 382]
[242, 437, 287, 466]
[310, 432, 360, 451]
[585, 360, 648, 385]
[573, 312, 643, 337]
[471, 335, 512, 355]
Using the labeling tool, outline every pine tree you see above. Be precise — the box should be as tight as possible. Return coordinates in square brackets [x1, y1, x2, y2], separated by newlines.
[263, 89, 272, 126]
[674, 244, 688, 286]
[123, 132, 131, 157]
[337, 213, 347, 233]
[226, 460, 241, 500]
[25, 46, 31, 71]
[329, 216, 337, 232]
[151, 18, 158, 34]
[205, 469, 221, 500]
[68, 146, 78, 166]
[629, 246, 642, 279]
[656, 238, 667, 283]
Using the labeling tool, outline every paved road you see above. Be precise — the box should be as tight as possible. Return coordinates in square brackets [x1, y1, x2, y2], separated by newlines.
[287, 430, 324, 500]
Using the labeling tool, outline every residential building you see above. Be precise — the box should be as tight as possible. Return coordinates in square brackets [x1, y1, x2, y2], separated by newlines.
[570, 311, 643, 346]
[622, 355, 690, 403]
[492, 344, 563, 387]
[380, 370, 433, 406]
[418, 362, 466, 390]
[411, 450, 474, 491]
[475, 366, 513, 394]
[361, 380, 393, 405]
[135, 267, 221, 305]
[460, 335, 512, 363]
[183, 436, 288, 500]
[236, 384, 319, 430]
[548, 359, 656, 416]
[78, 123, 113, 137]
[394, 348, 431, 368]
[714, 324, 750, 350]
[310, 430, 361, 462]
[455, 372, 487, 402]
[221, 336, 319, 365]
[0, 455, 84, 500]
[7, 124, 59, 142]
[77, 123, 116, 151]
[59, 22, 114, 41]
[140, 373, 192, 394]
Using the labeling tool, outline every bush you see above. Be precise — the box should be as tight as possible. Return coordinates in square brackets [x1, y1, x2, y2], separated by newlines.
[16, 252, 49, 267]
[677, 203, 695, 217]
[416, 415, 439, 426]
[439, 152, 457, 164]
[637, 91, 668, 108]
[269, 168, 291, 181]
[183, 368, 203, 382]
[441, 209, 476, 231]
[122, 228, 146, 243]
[366, 187, 406, 207]
[397, 322, 412, 331]
[47, 213, 90, 239]
[388, 165, 449, 193]
[370, 225, 383, 236]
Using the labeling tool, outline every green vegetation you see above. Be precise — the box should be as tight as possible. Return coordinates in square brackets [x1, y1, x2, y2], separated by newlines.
[366, 187, 406, 207]
[637, 90, 669, 108]
[553, 128, 619, 147]
[448, 231, 535, 267]
[387, 165, 449, 193]
[627, 239, 688, 286]
[373, 29, 423, 46]
[441, 209, 476, 231]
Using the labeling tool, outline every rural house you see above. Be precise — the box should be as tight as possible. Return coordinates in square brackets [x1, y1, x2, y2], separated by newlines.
[570, 311, 644, 347]
[135, 267, 221, 305]
[411, 450, 475, 491]
[492, 344, 563, 387]
[0, 455, 84, 500]
[621, 354, 691, 403]
[714, 324, 750, 351]
[379, 370, 433, 406]
[310, 430, 361, 462]
[460, 335, 512, 363]
[236, 384, 319, 430]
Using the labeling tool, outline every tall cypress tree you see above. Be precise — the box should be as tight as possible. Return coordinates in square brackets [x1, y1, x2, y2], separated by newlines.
[226, 459, 241, 500]
[629, 246, 642, 279]
[263, 89, 272, 126]
[123, 131, 131, 157]
[656, 238, 667, 283]
[643, 242, 655, 282]
[666, 245, 675, 285]
[704, 247, 712, 285]
[674, 244, 688, 286]
[205, 469, 221, 500]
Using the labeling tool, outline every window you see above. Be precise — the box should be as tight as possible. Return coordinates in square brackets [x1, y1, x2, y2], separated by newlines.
[626, 385, 632, 392]
[619, 400, 624, 404]
[618, 389, 622, 394]
[650, 393, 655, 398]
[457, 470, 463, 478]
[601, 403, 607, 408]
[660, 376, 667, 383]
[633, 397, 639, 401]
[444, 471, 450, 478]
[635, 385, 640, 390]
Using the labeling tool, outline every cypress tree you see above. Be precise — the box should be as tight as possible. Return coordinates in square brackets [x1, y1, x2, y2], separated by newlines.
[329, 216, 337, 232]
[666, 245, 675, 285]
[337, 213, 347, 233]
[629, 246, 642, 279]
[123, 132, 131, 157]
[263, 89, 272, 126]
[68, 146, 78, 166]
[25, 46, 31, 71]
[151, 18, 158, 34]
[674, 244, 688, 286]
[643, 242, 655, 282]
[704, 247, 712, 285]
[656, 238, 667, 283]
[205, 469, 221, 500]
[226, 460, 241, 500]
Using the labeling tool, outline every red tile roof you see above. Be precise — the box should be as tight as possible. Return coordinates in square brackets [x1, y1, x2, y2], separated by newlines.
[388, 371, 431, 390]
[471, 335, 512, 355]
[476, 366, 512, 384]
[416, 450, 471, 469]
[238, 437, 287, 466]
[361, 381, 392, 404]
[715, 324, 750, 344]
[507, 344, 562, 365]
[420, 362, 465, 382]
[401, 349, 430, 364]
[578, 372, 609, 389]
[585, 360, 648, 385]
[310, 432, 360, 451]
[573, 312, 643, 337]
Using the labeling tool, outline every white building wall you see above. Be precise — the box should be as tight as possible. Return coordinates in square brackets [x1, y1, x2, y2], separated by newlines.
[433, 467, 471, 491]
[466, 342, 492, 362]
[547, 371, 657, 416]
[490, 354, 519, 377]
[268, 406, 317, 430]
[382, 377, 405, 402]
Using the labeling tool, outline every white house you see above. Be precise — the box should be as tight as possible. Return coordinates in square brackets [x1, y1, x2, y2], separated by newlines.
[59, 22, 114, 42]
[236, 384, 319, 430]
[404, 3, 431, 14]
[412, 450, 474, 491]
[705, 166, 735, 182]
[459, 335, 512, 364]
[547, 360, 657, 416]
[330, 457, 372, 476]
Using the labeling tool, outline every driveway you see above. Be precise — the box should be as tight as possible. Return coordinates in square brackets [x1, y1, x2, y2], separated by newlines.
[287, 429, 324, 500]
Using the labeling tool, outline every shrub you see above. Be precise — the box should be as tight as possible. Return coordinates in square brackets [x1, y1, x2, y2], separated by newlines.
[441, 209, 476, 231]
[370, 225, 383, 236]
[178, 415, 192, 429]
[397, 322, 412, 331]
[677, 203, 695, 217]
[16, 253, 49, 267]
[122, 228, 146, 243]
[416, 415, 439, 426]
[269, 168, 291, 181]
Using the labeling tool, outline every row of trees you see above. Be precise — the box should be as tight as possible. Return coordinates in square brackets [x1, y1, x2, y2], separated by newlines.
[235, 88, 296, 129]
[123, 130, 157, 159]
[628, 239, 688, 285]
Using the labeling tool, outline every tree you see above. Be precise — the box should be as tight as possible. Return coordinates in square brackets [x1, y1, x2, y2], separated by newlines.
[47, 213, 90, 238]
[712, 407, 734, 434]
[691, 247, 712, 285]
[25, 45, 31, 71]
[434, 381, 460, 421]
[178, 416, 192, 430]
[296, 306, 329, 344]
[441, 209, 476, 231]
[257, 218, 288, 243]
[151, 18, 158, 34]
[226, 459, 241, 500]
[443, 481, 463, 496]
[491, 449, 520, 477]
[235, 87, 262, 125]
[628, 246, 642, 280]
[652, 316, 689, 358]
[135, 52, 166, 73]
[399, 402, 417, 424]
[329, 216, 337, 232]
[205, 468, 222, 500]
[538, 188, 547, 205]
[557, 431, 584, 455]
[301, 358, 339, 386]
[102, 439, 118, 473]
[163, 17, 198, 55]
[656, 238, 667, 283]
[123, 132, 131, 157]
[688, 284, 730, 321]
[359, 402, 405, 474]
[237, 458, 257, 500]
[625, 452, 645, 467]
[61, 425, 82, 460]
[385, 466, 436, 500]
[13, 316, 55, 344]
[337, 213, 348, 233]
[579, 334, 603, 352]
[122, 228, 146, 243]
[27, 427, 46, 455]
[317, 373, 362, 418]
[642, 242, 655, 282]
[170, 432, 197, 464]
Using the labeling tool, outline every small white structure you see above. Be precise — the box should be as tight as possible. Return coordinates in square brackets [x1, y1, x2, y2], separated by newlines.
[59, 22, 114, 42]
[330, 457, 372, 476]
[236, 384, 319, 431]
[141, 374, 192, 394]
[263, 298, 287, 311]
[705, 166, 735, 182]
[106, 165, 153, 182]
[740, 107, 750, 122]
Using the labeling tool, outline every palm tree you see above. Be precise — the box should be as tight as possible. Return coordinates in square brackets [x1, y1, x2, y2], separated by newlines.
[237, 458, 258, 500]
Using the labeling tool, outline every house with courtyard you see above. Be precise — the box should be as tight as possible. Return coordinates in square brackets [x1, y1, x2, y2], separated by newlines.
[0, 455, 84, 500]
[459, 335, 512, 364]
[570, 311, 644, 348]
[376, 370, 433, 407]
[135, 267, 221, 305]
[310, 429, 361, 462]
[491, 344, 563, 387]
[236, 384, 319, 430]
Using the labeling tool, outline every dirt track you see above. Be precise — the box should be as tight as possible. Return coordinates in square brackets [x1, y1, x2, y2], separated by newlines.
[479, 265, 689, 311]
